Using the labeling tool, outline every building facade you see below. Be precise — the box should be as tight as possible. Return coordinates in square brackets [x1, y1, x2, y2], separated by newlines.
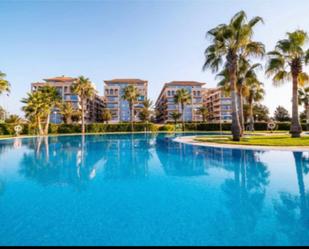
[31, 76, 104, 124]
[104, 79, 148, 123]
[203, 88, 232, 122]
[155, 81, 206, 123]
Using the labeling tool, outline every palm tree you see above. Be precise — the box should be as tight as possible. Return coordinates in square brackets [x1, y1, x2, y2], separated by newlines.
[122, 85, 140, 132]
[0, 71, 10, 96]
[39, 85, 61, 135]
[22, 91, 48, 135]
[174, 89, 191, 131]
[102, 108, 112, 124]
[266, 30, 309, 138]
[298, 87, 309, 130]
[139, 98, 153, 123]
[246, 80, 265, 131]
[203, 11, 265, 141]
[59, 102, 75, 124]
[5, 114, 22, 124]
[170, 111, 182, 127]
[0, 106, 6, 122]
[198, 106, 209, 123]
[72, 76, 97, 134]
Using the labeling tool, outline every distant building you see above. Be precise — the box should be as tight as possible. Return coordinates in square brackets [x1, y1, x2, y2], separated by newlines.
[203, 88, 232, 122]
[104, 79, 148, 123]
[155, 81, 206, 123]
[31, 76, 104, 124]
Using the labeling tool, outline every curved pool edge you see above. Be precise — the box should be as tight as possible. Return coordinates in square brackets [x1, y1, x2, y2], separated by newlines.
[173, 136, 309, 152]
[0, 131, 223, 142]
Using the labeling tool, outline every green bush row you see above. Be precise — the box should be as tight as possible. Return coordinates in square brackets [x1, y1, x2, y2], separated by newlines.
[0, 122, 308, 136]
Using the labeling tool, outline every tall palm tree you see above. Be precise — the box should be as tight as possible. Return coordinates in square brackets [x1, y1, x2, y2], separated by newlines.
[22, 91, 48, 136]
[198, 106, 209, 123]
[139, 98, 153, 123]
[0, 71, 10, 96]
[59, 102, 75, 124]
[170, 111, 182, 127]
[122, 85, 140, 131]
[217, 60, 263, 134]
[298, 87, 309, 130]
[246, 80, 265, 131]
[72, 76, 97, 134]
[174, 89, 191, 131]
[203, 11, 265, 141]
[266, 30, 309, 138]
[39, 85, 61, 135]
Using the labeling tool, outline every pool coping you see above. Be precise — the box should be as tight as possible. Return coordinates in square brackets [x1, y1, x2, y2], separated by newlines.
[173, 136, 309, 152]
[0, 131, 222, 141]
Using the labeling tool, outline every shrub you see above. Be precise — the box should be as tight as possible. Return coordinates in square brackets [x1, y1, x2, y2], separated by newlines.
[158, 124, 175, 132]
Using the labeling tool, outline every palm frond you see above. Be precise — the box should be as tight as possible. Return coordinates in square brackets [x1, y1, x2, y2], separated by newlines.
[272, 70, 290, 86]
[248, 16, 264, 27]
[298, 72, 309, 87]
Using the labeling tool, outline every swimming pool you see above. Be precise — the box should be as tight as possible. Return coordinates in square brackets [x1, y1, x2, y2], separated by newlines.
[0, 133, 308, 246]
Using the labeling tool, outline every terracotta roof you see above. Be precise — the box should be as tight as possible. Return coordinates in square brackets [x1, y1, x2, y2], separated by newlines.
[104, 79, 147, 84]
[44, 76, 76, 82]
[165, 81, 206, 86]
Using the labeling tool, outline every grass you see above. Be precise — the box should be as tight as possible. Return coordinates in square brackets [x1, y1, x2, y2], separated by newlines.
[195, 135, 309, 147]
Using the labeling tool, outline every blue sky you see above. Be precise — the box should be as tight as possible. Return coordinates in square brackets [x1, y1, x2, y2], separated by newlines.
[1, 0, 309, 116]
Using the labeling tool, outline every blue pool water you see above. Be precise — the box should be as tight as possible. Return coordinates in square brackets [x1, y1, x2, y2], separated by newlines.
[0, 133, 308, 246]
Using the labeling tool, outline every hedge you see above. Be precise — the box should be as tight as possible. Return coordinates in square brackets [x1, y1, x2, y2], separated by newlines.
[0, 122, 308, 136]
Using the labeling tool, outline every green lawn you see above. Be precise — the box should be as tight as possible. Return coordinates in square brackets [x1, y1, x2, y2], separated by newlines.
[195, 135, 309, 146]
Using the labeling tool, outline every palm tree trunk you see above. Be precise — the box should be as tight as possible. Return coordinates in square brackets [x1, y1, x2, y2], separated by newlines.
[130, 102, 134, 132]
[248, 99, 254, 131]
[81, 98, 85, 134]
[306, 104, 309, 131]
[228, 52, 241, 141]
[181, 103, 185, 132]
[37, 116, 44, 136]
[290, 74, 302, 137]
[237, 88, 244, 135]
[44, 113, 50, 136]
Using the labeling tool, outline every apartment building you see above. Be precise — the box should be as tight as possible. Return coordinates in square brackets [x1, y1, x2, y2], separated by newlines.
[104, 79, 148, 123]
[155, 81, 206, 123]
[204, 87, 232, 122]
[31, 76, 104, 124]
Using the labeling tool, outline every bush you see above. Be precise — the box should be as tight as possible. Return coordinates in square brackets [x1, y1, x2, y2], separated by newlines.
[158, 124, 175, 132]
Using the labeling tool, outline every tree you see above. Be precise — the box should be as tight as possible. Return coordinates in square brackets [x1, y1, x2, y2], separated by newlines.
[203, 11, 265, 141]
[198, 106, 209, 123]
[0, 71, 10, 96]
[252, 104, 269, 122]
[246, 79, 265, 131]
[5, 114, 22, 125]
[217, 60, 264, 133]
[72, 76, 97, 134]
[21, 91, 48, 135]
[59, 102, 75, 124]
[39, 85, 61, 135]
[122, 85, 140, 132]
[266, 30, 309, 137]
[169, 111, 182, 127]
[0, 106, 6, 123]
[102, 108, 112, 124]
[298, 87, 309, 130]
[274, 106, 291, 122]
[139, 98, 153, 123]
[174, 89, 191, 131]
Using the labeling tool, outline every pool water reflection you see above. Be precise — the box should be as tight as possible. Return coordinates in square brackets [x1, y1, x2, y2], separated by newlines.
[0, 133, 308, 246]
